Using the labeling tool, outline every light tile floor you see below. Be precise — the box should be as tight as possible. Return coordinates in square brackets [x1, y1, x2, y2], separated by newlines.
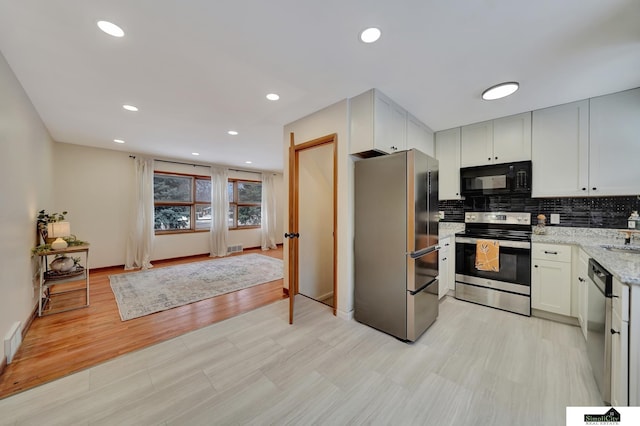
[0, 296, 602, 425]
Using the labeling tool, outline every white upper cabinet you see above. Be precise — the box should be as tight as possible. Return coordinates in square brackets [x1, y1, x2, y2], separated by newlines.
[435, 128, 462, 200]
[532, 100, 590, 197]
[460, 120, 493, 167]
[460, 112, 531, 167]
[532, 88, 640, 197]
[407, 112, 434, 156]
[350, 89, 408, 155]
[589, 87, 640, 196]
[493, 112, 532, 163]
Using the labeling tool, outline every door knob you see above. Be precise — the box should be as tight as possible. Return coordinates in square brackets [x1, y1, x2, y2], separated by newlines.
[284, 233, 300, 238]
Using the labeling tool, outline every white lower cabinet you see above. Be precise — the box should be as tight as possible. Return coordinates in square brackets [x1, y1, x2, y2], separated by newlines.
[611, 277, 630, 406]
[574, 248, 590, 340]
[531, 243, 572, 316]
[438, 237, 452, 299]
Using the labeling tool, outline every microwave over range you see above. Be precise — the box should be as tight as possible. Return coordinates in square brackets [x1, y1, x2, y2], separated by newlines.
[460, 160, 532, 197]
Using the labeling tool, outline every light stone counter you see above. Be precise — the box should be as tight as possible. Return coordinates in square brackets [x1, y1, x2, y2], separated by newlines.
[438, 222, 464, 239]
[532, 227, 640, 286]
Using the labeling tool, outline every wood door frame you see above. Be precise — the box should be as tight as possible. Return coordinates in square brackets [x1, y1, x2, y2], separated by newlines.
[289, 133, 338, 317]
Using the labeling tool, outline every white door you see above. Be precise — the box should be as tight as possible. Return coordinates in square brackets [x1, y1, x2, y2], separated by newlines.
[298, 143, 334, 306]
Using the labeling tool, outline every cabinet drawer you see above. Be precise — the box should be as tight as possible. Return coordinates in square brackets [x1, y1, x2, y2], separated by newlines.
[613, 278, 630, 322]
[532, 243, 572, 263]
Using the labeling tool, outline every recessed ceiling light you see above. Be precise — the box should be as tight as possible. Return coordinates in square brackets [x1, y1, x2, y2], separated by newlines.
[113, 139, 125, 144]
[228, 130, 238, 135]
[97, 20, 125, 38]
[122, 104, 138, 112]
[245, 161, 252, 164]
[192, 152, 200, 156]
[482, 82, 519, 100]
[266, 93, 280, 101]
[360, 27, 381, 43]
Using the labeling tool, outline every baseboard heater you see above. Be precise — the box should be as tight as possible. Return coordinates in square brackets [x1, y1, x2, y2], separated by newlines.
[227, 244, 243, 254]
[4, 321, 22, 364]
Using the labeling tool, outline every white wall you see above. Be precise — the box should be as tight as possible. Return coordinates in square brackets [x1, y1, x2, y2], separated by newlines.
[298, 144, 334, 301]
[283, 99, 355, 319]
[0, 52, 54, 363]
[53, 143, 284, 268]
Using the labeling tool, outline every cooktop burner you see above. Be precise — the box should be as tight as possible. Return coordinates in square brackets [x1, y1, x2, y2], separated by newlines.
[460, 212, 532, 241]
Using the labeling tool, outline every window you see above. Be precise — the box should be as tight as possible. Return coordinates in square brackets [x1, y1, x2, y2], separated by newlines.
[228, 179, 262, 229]
[154, 172, 211, 232]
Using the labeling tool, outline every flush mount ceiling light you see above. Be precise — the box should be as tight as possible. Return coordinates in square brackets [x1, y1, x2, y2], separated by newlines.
[122, 104, 138, 112]
[245, 161, 252, 164]
[192, 152, 200, 156]
[97, 20, 125, 37]
[481, 82, 519, 100]
[113, 139, 125, 144]
[360, 27, 381, 43]
[228, 130, 238, 135]
[266, 93, 280, 101]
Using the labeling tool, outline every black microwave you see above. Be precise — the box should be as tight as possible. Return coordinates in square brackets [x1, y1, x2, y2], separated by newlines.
[460, 161, 532, 196]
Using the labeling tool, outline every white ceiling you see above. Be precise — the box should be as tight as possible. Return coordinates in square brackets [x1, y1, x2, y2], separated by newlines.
[1, 0, 639, 172]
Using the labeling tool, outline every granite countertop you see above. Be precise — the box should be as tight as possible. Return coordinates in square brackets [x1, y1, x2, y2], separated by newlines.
[438, 222, 464, 239]
[532, 227, 640, 286]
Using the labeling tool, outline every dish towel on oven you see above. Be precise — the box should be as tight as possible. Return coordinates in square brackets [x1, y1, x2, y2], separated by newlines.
[475, 240, 500, 271]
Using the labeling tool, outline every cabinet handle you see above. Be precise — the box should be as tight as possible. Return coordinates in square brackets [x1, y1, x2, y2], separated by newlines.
[611, 329, 620, 335]
[592, 187, 597, 191]
[534, 264, 538, 268]
[544, 250, 558, 255]
[442, 257, 447, 261]
[487, 157, 491, 161]
[578, 277, 585, 282]
[582, 187, 587, 191]
[390, 146, 398, 151]
[495, 156, 498, 160]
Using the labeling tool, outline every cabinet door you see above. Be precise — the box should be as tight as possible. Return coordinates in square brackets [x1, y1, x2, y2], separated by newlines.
[460, 121, 493, 167]
[492, 112, 532, 163]
[611, 308, 629, 406]
[531, 259, 572, 316]
[438, 237, 450, 299]
[373, 91, 394, 153]
[435, 128, 462, 200]
[407, 113, 434, 156]
[532, 100, 589, 197]
[589, 88, 640, 196]
[577, 249, 589, 340]
[388, 101, 407, 152]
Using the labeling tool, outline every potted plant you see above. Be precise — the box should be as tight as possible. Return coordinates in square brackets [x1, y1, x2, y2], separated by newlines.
[37, 210, 67, 244]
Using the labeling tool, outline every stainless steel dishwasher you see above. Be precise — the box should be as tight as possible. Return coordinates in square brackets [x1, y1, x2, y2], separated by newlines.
[586, 258, 613, 404]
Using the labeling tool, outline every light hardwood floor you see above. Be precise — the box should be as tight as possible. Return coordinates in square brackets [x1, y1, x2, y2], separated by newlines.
[0, 294, 602, 425]
[0, 247, 285, 399]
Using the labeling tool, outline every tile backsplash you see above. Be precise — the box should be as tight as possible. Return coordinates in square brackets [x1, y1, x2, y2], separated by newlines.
[439, 196, 640, 229]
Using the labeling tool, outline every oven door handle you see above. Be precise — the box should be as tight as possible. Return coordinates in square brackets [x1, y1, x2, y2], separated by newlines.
[455, 237, 530, 249]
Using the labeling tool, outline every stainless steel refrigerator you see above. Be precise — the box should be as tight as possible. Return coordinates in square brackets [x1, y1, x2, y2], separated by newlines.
[354, 149, 439, 341]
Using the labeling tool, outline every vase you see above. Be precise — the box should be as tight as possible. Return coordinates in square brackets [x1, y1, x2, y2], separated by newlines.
[50, 256, 74, 272]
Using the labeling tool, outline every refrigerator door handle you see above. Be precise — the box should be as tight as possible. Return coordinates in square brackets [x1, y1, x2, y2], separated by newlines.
[408, 244, 440, 259]
[409, 277, 438, 296]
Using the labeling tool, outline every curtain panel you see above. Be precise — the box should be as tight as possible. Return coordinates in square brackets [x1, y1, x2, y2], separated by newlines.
[261, 173, 277, 250]
[124, 157, 155, 270]
[209, 166, 229, 257]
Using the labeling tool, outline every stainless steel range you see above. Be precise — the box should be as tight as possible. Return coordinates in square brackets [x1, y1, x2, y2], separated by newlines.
[455, 212, 532, 316]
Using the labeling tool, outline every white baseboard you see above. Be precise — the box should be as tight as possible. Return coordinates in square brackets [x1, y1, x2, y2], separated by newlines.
[336, 308, 354, 321]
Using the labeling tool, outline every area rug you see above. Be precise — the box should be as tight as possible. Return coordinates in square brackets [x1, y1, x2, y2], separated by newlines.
[109, 253, 283, 321]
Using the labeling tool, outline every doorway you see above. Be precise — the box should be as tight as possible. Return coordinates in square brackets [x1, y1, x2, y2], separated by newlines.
[298, 143, 335, 307]
[288, 133, 337, 318]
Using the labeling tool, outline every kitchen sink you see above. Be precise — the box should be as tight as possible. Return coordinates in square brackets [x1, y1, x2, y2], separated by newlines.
[600, 244, 640, 254]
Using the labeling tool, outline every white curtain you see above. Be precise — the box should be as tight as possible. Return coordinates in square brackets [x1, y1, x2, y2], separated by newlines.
[261, 173, 277, 250]
[124, 157, 155, 270]
[209, 166, 229, 257]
